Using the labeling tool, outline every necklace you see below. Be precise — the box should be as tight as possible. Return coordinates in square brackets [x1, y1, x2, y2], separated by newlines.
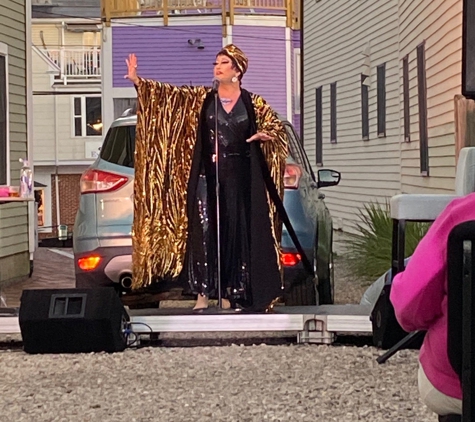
[220, 97, 233, 105]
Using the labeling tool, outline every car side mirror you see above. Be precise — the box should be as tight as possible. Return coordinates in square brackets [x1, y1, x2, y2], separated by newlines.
[317, 169, 341, 189]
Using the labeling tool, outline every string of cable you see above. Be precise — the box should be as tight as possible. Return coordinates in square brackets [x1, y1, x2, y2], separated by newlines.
[32, 8, 297, 43]
[124, 321, 154, 348]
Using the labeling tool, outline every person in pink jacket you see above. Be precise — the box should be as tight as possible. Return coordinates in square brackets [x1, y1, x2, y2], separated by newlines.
[389, 194, 475, 416]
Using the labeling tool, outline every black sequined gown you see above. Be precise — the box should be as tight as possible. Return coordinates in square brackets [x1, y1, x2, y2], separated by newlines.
[187, 95, 253, 307]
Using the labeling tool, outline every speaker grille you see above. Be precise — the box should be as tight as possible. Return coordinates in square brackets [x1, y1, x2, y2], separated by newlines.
[49, 293, 87, 318]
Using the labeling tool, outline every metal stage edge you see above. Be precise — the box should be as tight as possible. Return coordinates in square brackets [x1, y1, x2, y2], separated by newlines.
[0, 304, 372, 345]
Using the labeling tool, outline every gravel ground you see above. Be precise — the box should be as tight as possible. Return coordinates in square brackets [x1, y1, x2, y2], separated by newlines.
[0, 345, 433, 422]
[334, 254, 372, 306]
[0, 242, 438, 421]
[333, 231, 374, 306]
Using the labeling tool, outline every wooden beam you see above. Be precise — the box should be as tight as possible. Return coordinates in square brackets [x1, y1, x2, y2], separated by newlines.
[163, 0, 169, 26]
[455, 94, 475, 162]
[229, 0, 235, 26]
[286, 0, 292, 28]
[102, 0, 111, 27]
[221, 0, 227, 38]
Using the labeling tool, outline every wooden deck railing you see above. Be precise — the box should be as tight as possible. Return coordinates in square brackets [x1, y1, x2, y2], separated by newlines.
[35, 47, 101, 85]
[102, 0, 300, 28]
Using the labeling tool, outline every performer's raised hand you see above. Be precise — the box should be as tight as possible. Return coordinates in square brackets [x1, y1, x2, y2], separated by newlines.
[125, 53, 140, 85]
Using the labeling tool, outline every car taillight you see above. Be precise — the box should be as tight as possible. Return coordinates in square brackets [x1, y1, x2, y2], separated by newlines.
[284, 164, 302, 189]
[281, 252, 301, 266]
[77, 256, 102, 271]
[80, 169, 128, 194]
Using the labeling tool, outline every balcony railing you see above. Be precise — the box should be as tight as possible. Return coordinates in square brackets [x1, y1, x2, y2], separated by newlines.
[102, 0, 300, 28]
[39, 47, 101, 84]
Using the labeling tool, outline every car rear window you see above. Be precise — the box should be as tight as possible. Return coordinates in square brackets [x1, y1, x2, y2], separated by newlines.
[285, 123, 315, 180]
[100, 125, 136, 168]
[285, 125, 306, 167]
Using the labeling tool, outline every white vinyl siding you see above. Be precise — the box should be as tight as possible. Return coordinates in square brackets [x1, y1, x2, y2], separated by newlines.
[399, 0, 462, 194]
[0, 0, 29, 278]
[303, 0, 401, 232]
[303, 0, 463, 231]
[32, 24, 85, 49]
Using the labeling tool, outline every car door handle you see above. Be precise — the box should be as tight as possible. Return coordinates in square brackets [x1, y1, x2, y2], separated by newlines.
[318, 193, 325, 199]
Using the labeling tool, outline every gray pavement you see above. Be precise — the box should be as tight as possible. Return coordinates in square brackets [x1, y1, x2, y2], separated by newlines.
[0, 247, 75, 308]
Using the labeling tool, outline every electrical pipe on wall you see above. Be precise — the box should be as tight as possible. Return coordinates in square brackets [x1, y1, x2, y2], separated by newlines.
[26, 0, 35, 273]
[53, 85, 61, 230]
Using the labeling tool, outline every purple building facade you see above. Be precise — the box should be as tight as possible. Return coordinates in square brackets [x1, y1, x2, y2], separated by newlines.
[102, 16, 301, 134]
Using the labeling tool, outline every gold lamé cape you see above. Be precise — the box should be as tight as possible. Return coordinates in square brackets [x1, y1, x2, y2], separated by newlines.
[132, 78, 288, 310]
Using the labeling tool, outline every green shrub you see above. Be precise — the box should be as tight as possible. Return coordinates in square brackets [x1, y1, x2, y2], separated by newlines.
[346, 201, 429, 280]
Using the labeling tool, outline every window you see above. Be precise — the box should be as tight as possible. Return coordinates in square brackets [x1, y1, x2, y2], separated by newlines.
[417, 42, 429, 175]
[73, 96, 102, 137]
[361, 74, 369, 140]
[330, 82, 337, 144]
[100, 125, 136, 168]
[293, 48, 301, 114]
[35, 188, 45, 227]
[377, 64, 386, 137]
[0, 43, 8, 185]
[403, 55, 410, 142]
[286, 123, 305, 168]
[285, 122, 315, 179]
[315, 86, 323, 165]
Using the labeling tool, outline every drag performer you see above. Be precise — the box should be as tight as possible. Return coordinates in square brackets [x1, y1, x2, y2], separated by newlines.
[125, 44, 288, 312]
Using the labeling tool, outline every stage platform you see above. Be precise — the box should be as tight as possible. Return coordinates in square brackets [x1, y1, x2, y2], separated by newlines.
[0, 304, 372, 345]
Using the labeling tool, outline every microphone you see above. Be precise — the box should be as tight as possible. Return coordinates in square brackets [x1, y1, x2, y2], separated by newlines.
[212, 77, 220, 91]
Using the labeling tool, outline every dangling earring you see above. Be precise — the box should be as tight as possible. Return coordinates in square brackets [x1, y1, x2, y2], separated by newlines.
[231, 76, 238, 83]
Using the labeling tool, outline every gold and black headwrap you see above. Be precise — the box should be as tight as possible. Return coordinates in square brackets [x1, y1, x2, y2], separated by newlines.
[217, 44, 249, 76]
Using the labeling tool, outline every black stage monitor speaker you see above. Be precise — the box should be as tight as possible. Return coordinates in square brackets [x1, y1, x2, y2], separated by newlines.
[19, 288, 129, 354]
[372, 283, 425, 351]
[463, 0, 475, 99]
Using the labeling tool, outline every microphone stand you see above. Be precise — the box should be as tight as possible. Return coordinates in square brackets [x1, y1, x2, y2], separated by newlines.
[212, 79, 222, 309]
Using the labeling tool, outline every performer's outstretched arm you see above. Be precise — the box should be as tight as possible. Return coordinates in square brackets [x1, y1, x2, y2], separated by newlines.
[126, 54, 209, 288]
[125, 52, 207, 105]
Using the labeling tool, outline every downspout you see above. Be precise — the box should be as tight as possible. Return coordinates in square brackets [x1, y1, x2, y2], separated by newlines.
[53, 85, 61, 232]
[54, 22, 65, 232]
[26, 0, 35, 274]
[61, 22, 66, 85]
[396, 0, 403, 195]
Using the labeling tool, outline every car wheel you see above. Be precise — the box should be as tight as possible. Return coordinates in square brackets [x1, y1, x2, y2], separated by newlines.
[318, 251, 334, 305]
[283, 250, 319, 307]
[284, 275, 318, 306]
